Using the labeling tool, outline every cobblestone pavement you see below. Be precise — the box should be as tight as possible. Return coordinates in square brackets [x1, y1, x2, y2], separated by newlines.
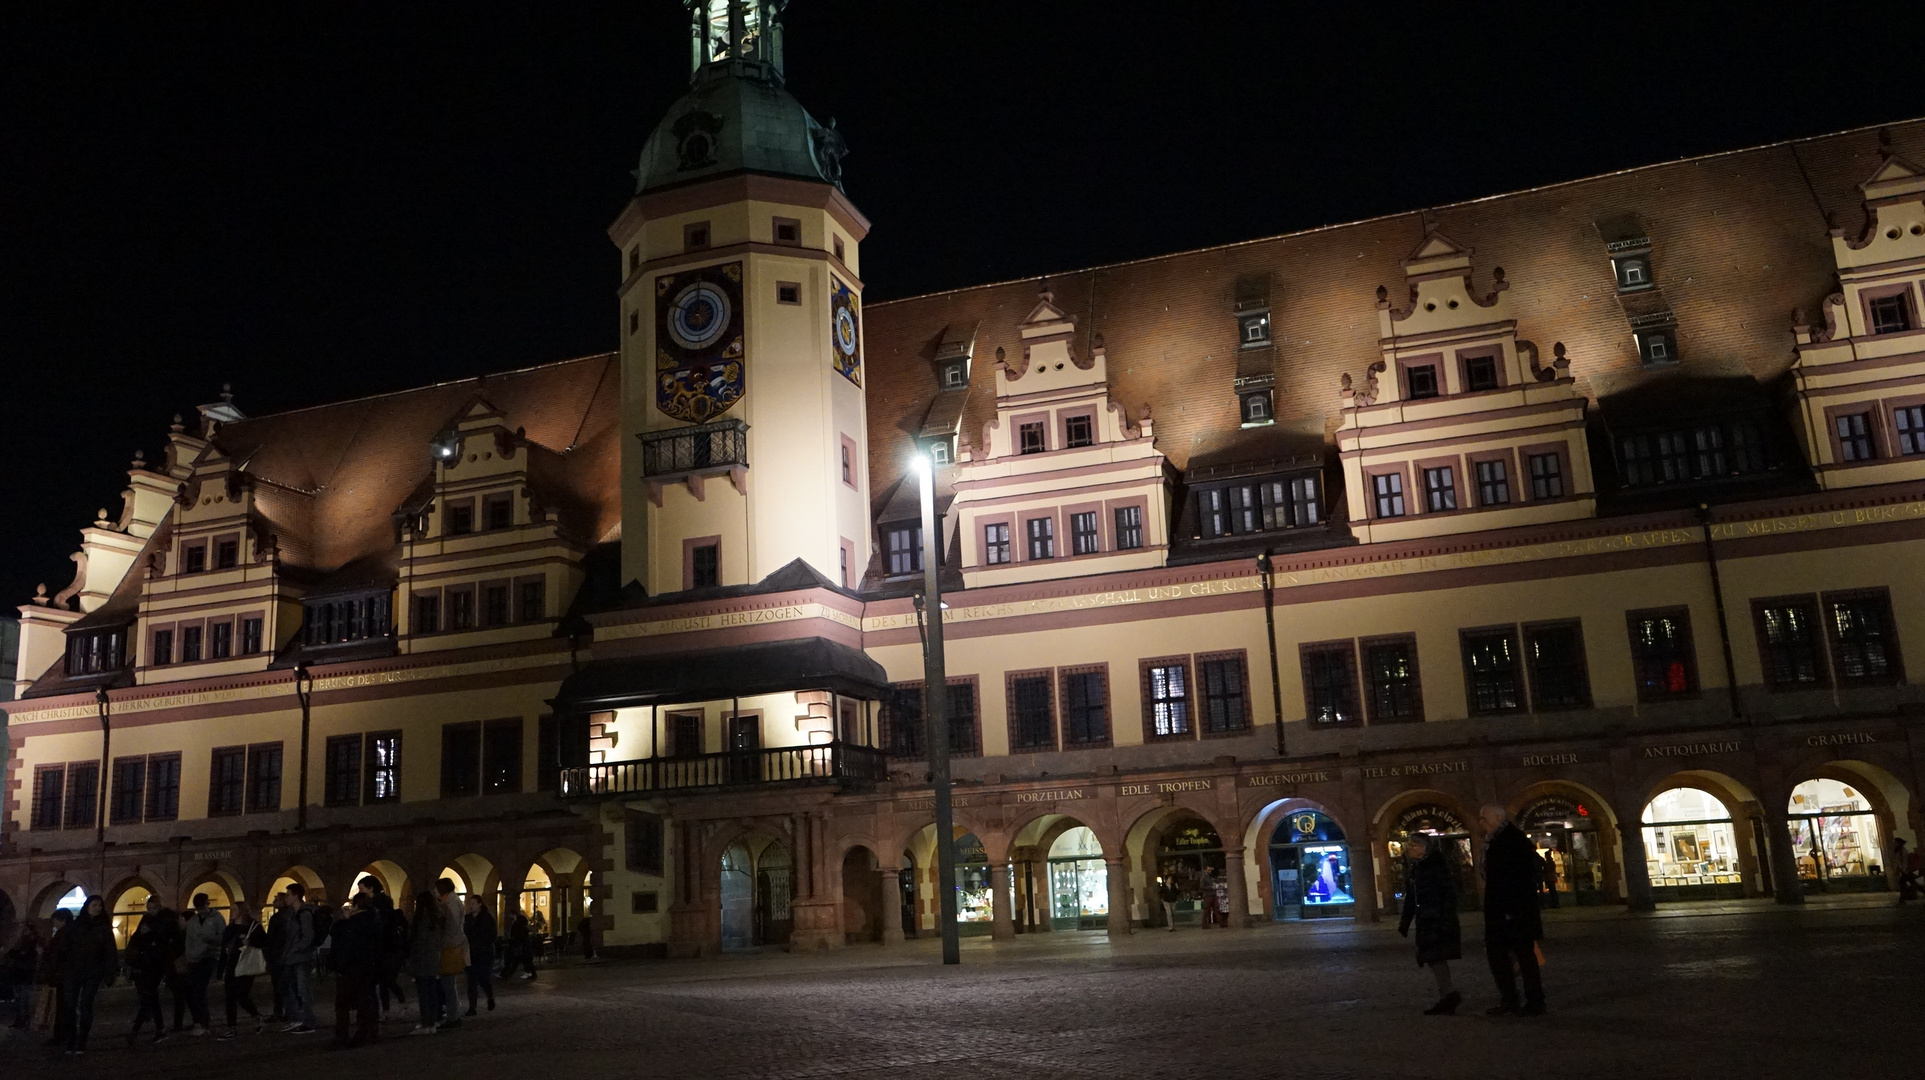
[8, 897, 1922, 1080]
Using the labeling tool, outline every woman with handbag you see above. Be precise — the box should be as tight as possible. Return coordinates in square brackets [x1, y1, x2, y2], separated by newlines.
[218, 901, 268, 1038]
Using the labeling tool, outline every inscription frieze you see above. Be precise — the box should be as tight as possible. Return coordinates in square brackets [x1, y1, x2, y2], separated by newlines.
[1246, 769, 1335, 787]
[1642, 740, 1742, 758]
[1119, 778, 1214, 796]
[1361, 760, 1470, 780]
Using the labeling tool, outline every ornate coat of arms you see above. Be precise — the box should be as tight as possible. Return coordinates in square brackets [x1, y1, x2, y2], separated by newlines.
[829, 274, 861, 387]
[656, 261, 745, 423]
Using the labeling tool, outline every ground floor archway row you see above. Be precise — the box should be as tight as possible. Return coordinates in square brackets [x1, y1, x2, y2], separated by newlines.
[664, 810, 845, 957]
[1764, 756, 1917, 895]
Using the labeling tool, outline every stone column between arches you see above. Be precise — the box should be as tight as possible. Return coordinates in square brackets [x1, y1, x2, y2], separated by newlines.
[878, 866, 905, 944]
[1103, 856, 1131, 939]
[989, 863, 1015, 940]
[1223, 850, 1249, 928]
[1760, 802, 1807, 905]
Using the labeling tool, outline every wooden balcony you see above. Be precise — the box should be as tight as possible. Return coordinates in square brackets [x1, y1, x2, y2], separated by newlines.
[558, 740, 887, 798]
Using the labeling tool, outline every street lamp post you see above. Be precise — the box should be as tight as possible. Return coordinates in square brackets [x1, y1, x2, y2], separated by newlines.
[914, 453, 961, 965]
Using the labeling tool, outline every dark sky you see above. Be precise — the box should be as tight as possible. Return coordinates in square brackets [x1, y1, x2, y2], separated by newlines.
[4, 2, 1923, 610]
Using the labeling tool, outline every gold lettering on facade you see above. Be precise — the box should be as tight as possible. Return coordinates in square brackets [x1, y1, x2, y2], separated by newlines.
[1013, 788, 1089, 803]
[1805, 732, 1877, 746]
[1520, 753, 1581, 767]
[1247, 770, 1333, 787]
[1120, 778, 1215, 796]
[1642, 741, 1741, 758]
[1361, 760, 1470, 779]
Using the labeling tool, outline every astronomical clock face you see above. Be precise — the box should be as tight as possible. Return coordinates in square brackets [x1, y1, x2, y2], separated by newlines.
[829, 274, 861, 386]
[655, 261, 745, 423]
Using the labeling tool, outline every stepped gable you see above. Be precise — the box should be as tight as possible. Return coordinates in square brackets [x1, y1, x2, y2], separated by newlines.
[863, 120, 1925, 504]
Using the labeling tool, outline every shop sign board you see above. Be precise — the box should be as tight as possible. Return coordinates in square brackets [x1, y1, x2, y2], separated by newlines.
[1640, 740, 1743, 759]
[1509, 748, 1606, 769]
[1802, 731, 1879, 747]
[1361, 760, 1469, 780]
[1246, 769, 1336, 788]
[1119, 778, 1214, 796]
[900, 796, 974, 812]
[1012, 788, 1090, 804]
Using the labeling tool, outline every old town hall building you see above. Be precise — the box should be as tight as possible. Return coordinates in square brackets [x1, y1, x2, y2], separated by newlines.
[4, 2, 1924, 954]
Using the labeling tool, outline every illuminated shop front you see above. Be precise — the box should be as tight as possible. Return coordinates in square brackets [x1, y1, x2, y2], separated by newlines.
[1385, 805, 1476, 909]
[1047, 827, 1108, 930]
[112, 884, 152, 948]
[1642, 787, 1745, 900]
[1269, 811, 1353, 920]
[1787, 778, 1886, 891]
[953, 832, 996, 934]
[1153, 817, 1226, 925]
[1520, 796, 1608, 905]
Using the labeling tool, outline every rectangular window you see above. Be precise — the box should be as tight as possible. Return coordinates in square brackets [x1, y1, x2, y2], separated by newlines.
[1423, 466, 1457, 512]
[944, 681, 979, 757]
[145, 754, 181, 821]
[517, 580, 545, 622]
[1406, 365, 1439, 399]
[483, 584, 510, 626]
[484, 494, 513, 531]
[983, 522, 1011, 565]
[1240, 312, 1271, 345]
[1026, 517, 1055, 560]
[1018, 421, 1047, 455]
[31, 767, 64, 830]
[691, 544, 720, 588]
[1528, 453, 1564, 500]
[1070, 512, 1100, 555]
[882, 685, 923, 758]
[773, 217, 800, 245]
[626, 809, 666, 876]
[841, 444, 854, 485]
[440, 722, 482, 796]
[1201, 488, 1230, 538]
[1460, 629, 1524, 714]
[63, 763, 98, 830]
[1242, 392, 1271, 423]
[215, 539, 239, 569]
[1729, 420, 1767, 474]
[1656, 431, 1691, 481]
[449, 588, 475, 630]
[1620, 435, 1654, 486]
[1115, 505, 1143, 549]
[209, 747, 246, 816]
[446, 503, 475, 536]
[240, 617, 263, 655]
[1825, 589, 1903, 684]
[324, 735, 362, 807]
[940, 363, 967, 389]
[1063, 414, 1094, 448]
[483, 717, 523, 795]
[1144, 660, 1191, 738]
[684, 221, 710, 250]
[1300, 642, 1359, 725]
[1836, 412, 1876, 462]
[241, 745, 278, 814]
[1896, 405, 1925, 456]
[210, 621, 233, 660]
[1628, 608, 1697, 701]
[886, 526, 922, 575]
[669, 711, 703, 758]
[414, 593, 442, 634]
[777, 282, 801, 305]
[1464, 355, 1499, 392]
[1197, 653, 1249, 735]
[1524, 622, 1591, 710]
[1475, 459, 1511, 505]
[1753, 597, 1826, 689]
[1372, 472, 1406, 518]
[183, 544, 207, 573]
[1693, 425, 1727, 477]
[1007, 672, 1056, 752]
[181, 624, 204, 663]
[1362, 637, 1423, 723]
[1868, 292, 1913, 335]
[110, 758, 145, 824]
[1059, 668, 1110, 747]
[153, 628, 174, 667]
[365, 732, 402, 802]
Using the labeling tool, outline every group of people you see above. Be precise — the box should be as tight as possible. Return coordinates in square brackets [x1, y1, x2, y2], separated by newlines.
[0, 875, 553, 1054]
[1397, 804, 1548, 1017]
[1154, 868, 1232, 929]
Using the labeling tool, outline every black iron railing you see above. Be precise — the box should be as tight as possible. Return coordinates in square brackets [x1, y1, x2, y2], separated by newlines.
[558, 740, 887, 798]
[638, 419, 750, 477]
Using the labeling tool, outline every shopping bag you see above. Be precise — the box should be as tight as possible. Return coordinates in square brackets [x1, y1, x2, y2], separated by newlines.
[33, 986, 58, 1031]
[1533, 942, 1547, 966]
[235, 945, 267, 978]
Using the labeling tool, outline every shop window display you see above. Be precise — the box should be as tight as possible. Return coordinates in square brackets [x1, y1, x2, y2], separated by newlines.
[1047, 827, 1109, 930]
[112, 885, 153, 949]
[1641, 787, 1745, 900]
[1155, 818, 1226, 926]
[953, 833, 996, 933]
[1385, 805, 1477, 910]
[1521, 796, 1608, 906]
[1269, 811, 1353, 920]
[1786, 778, 1885, 892]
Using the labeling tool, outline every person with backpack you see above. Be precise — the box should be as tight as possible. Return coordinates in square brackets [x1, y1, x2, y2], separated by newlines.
[272, 885, 318, 1033]
[217, 900, 267, 1038]
[125, 896, 183, 1045]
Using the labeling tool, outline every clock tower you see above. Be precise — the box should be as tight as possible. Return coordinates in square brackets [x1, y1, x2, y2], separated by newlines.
[611, 0, 871, 596]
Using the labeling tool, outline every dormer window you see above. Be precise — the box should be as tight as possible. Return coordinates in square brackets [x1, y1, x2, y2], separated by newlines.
[182, 543, 207, 574]
[1463, 355, 1499, 392]
[1018, 422, 1047, 455]
[215, 539, 239, 569]
[885, 525, 922, 575]
[302, 590, 393, 647]
[1635, 329, 1676, 366]
[64, 627, 127, 676]
[939, 362, 967, 390]
[446, 503, 475, 536]
[1063, 414, 1094, 448]
[1240, 391, 1272, 425]
[928, 440, 952, 465]
[1406, 364, 1440, 400]
[1613, 256, 1652, 291]
[1868, 292, 1913, 335]
[1239, 311, 1271, 347]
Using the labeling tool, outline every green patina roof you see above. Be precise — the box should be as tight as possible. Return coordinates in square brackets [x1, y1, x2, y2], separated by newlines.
[634, 72, 843, 194]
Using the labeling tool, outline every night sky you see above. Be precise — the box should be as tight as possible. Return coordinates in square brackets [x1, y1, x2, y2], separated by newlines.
[4, 3, 1922, 612]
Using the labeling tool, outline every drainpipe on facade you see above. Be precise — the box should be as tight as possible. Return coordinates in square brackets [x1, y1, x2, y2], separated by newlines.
[1695, 504, 1742, 721]
[1258, 549, 1285, 757]
[94, 686, 111, 846]
[294, 664, 313, 830]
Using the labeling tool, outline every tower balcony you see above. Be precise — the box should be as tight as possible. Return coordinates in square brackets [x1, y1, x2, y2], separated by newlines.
[558, 741, 887, 799]
[639, 418, 749, 502]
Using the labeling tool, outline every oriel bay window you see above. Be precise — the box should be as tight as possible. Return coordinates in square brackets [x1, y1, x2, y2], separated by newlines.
[1824, 589, 1903, 684]
[1300, 641, 1359, 725]
[1059, 666, 1110, 748]
[1752, 597, 1827, 689]
[1007, 670, 1056, 752]
[1524, 621, 1591, 710]
[1362, 636, 1422, 723]
[1628, 608, 1697, 700]
[1142, 658, 1192, 739]
[1461, 628, 1524, 714]
[1197, 652, 1250, 735]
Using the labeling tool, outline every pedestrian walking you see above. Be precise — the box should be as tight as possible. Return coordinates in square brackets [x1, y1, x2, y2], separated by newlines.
[179, 892, 225, 1035]
[1397, 835, 1463, 1015]
[462, 895, 496, 1015]
[577, 910, 599, 962]
[435, 880, 467, 1029]
[1538, 847, 1561, 909]
[405, 891, 446, 1036]
[217, 900, 267, 1038]
[329, 894, 382, 1047]
[272, 884, 319, 1033]
[1198, 869, 1220, 928]
[52, 895, 116, 1055]
[501, 908, 537, 981]
[1157, 877, 1179, 931]
[3, 920, 42, 1029]
[1478, 805, 1546, 1017]
[125, 896, 182, 1044]
[355, 877, 407, 1015]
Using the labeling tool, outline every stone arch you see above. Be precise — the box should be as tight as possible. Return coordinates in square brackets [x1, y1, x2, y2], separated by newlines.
[1635, 771, 1766, 902]
[106, 874, 161, 949]
[1128, 803, 1235, 930]
[356, 859, 410, 902]
[440, 853, 498, 906]
[1507, 780, 1625, 905]
[1370, 788, 1479, 914]
[29, 879, 87, 920]
[1246, 797, 1358, 922]
[1004, 812, 1110, 934]
[1776, 758, 1913, 891]
[715, 829, 794, 950]
[177, 868, 246, 915]
[896, 820, 994, 938]
[838, 844, 884, 943]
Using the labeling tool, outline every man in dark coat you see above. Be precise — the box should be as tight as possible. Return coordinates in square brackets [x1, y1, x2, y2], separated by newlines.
[1397, 834, 1463, 1014]
[1479, 805, 1546, 1016]
[328, 895, 383, 1046]
[52, 896, 118, 1054]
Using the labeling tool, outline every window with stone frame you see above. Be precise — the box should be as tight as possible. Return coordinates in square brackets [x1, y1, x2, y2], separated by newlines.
[181, 624, 204, 662]
[1423, 466, 1457, 512]
[1752, 596, 1826, 690]
[1627, 608, 1697, 700]
[1823, 589, 1903, 685]
[1197, 652, 1250, 735]
[241, 617, 264, 655]
[483, 717, 523, 794]
[1063, 413, 1094, 449]
[626, 809, 666, 876]
[152, 628, 174, 667]
[1835, 412, 1876, 462]
[1523, 621, 1591, 710]
[241, 745, 278, 814]
[144, 753, 181, 821]
[1528, 453, 1565, 500]
[691, 544, 720, 588]
[984, 522, 1011, 565]
[30, 766, 64, 830]
[885, 525, 922, 575]
[1006, 670, 1056, 752]
[208, 747, 245, 816]
[517, 579, 545, 622]
[1018, 421, 1047, 455]
[1361, 636, 1423, 723]
[211, 620, 233, 659]
[1240, 390, 1272, 424]
[1897, 405, 1925, 456]
[1474, 459, 1511, 506]
[1463, 354, 1499, 392]
[1058, 666, 1110, 747]
[414, 592, 442, 634]
[1300, 641, 1359, 725]
[324, 735, 362, 807]
[109, 757, 145, 824]
[1026, 516, 1055, 560]
[440, 722, 482, 797]
[1371, 472, 1406, 518]
[484, 493, 513, 531]
[62, 763, 97, 830]
[1460, 628, 1524, 714]
[365, 733, 402, 802]
[215, 538, 239, 569]
[882, 680, 978, 759]
[1142, 658, 1192, 739]
[1114, 505, 1144, 549]
[1070, 511, 1100, 555]
[1239, 311, 1271, 346]
[1867, 292, 1914, 335]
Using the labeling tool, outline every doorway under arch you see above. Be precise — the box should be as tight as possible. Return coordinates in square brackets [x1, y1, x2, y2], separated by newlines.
[109, 880, 156, 949]
[1786, 777, 1886, 891]
[1267, 809, 1354, 920]
[720, 835, 793, 950]
[1152, 813, 1225, 927]
[1514, 786, 1620, 906]
[840, 846, 883, 943]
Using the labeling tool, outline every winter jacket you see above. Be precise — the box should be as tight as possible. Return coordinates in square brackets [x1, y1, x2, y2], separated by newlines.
[327, 910, 384, 978]
[463, 907, 497, 967]
[182, 908, 226, 964]
[404, 912, 445, 979]
[1482, 821, 1546, 945]
[220, 918, 264, 979]
[1, 931, 39, 983]
[277, 903, 318, 966]
[1397, 849, 1463, 966]
[54, 912, 118, 984]
[126, 910, 183, 979]
[439, 894, 467, 949]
